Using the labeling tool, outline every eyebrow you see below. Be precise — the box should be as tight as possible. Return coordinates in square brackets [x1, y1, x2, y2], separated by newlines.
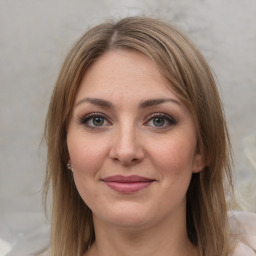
[75, 97, 180, 109]
[139, 98, 180, 108]
[75, 97, 114, 109]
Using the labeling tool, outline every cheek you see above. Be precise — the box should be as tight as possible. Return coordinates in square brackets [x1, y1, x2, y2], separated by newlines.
[151, 134, 197, 175]
[67, 133, 108, 207]
[67, 132, 109, 175]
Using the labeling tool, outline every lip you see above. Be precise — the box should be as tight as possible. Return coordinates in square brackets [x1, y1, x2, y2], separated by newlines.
[101, 175, 155, 193]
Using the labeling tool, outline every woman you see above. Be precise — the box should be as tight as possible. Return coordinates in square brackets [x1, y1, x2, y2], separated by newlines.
[44, 17, 255, 256]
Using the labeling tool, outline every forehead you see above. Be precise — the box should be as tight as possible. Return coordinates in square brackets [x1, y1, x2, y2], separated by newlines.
[75, 50, 180, 103]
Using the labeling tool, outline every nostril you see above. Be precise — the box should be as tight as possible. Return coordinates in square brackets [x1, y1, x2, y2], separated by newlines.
[109, 133, 144, 165]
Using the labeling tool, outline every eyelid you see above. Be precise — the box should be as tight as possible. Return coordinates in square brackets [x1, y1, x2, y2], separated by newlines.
[78, 112, 112, 127]
[77, 112, 176, 129]
[144, 113, 177, 127]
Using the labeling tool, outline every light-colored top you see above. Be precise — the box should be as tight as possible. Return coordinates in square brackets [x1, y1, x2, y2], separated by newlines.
[229, 211, 256, 255]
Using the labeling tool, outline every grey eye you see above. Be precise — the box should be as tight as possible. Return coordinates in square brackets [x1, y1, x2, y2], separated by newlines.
[79, 113, 111, 128]
[146, 114, 177, 128]
[152, 117, 165, 127]
[92, 117, 105, 126]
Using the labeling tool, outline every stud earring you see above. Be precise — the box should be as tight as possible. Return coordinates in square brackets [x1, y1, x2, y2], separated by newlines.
[67, 163, 73, 171]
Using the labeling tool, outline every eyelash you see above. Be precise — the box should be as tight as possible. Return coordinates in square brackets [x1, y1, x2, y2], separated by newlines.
[144, 113, 177, 128]
[78, 112, 177, 129]
[79, 112, 111, 128]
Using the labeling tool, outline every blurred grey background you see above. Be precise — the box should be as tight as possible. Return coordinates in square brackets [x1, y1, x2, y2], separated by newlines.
[0, 0, 255, 255]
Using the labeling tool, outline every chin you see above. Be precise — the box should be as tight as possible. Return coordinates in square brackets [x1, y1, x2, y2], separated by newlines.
[94, 203, 155, 229]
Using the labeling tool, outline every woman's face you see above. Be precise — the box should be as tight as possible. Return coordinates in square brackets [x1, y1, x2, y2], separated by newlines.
[67, 50, 204, 229]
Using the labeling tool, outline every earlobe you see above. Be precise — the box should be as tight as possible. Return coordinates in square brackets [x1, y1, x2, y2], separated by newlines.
[67, 160, 73, 171]
[192, 153, 206, 173]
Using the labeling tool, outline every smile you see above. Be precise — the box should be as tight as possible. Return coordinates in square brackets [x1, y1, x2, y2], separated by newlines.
[101, 175, 155, 193]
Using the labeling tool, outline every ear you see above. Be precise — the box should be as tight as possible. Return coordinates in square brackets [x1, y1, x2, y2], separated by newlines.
[192, 153, 206, 173]
[67, 159, 73, 171]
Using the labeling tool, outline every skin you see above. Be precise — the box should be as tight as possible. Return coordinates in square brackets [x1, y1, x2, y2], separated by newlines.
[67, 50, 204, 256]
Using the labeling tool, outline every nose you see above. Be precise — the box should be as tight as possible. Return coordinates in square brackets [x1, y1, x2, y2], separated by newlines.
[109, 124, 144, 166]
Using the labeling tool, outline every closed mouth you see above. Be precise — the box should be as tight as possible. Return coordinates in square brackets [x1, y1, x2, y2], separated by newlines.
[101, 175, 155, 193]
[101, 175, 155, 183]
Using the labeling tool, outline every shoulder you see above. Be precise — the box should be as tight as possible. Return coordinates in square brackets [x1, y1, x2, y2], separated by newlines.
[229, 211, 256, 256]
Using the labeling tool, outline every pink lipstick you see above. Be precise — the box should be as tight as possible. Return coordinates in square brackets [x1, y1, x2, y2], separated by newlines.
[101, 175, 154, 193]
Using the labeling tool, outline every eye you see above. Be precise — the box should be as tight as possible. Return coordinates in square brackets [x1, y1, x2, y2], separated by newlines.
[79, 113, 111, 128]
[145, 114, 176, 128]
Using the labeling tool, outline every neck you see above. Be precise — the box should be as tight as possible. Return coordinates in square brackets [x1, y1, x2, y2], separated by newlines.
[85, 213, 198, 256]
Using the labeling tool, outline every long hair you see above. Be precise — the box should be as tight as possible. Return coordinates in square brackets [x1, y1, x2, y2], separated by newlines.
[44, 16, 233, 256]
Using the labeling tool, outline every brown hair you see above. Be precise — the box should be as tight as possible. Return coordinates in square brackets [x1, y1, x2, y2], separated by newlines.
[44, 16, 233, 256]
